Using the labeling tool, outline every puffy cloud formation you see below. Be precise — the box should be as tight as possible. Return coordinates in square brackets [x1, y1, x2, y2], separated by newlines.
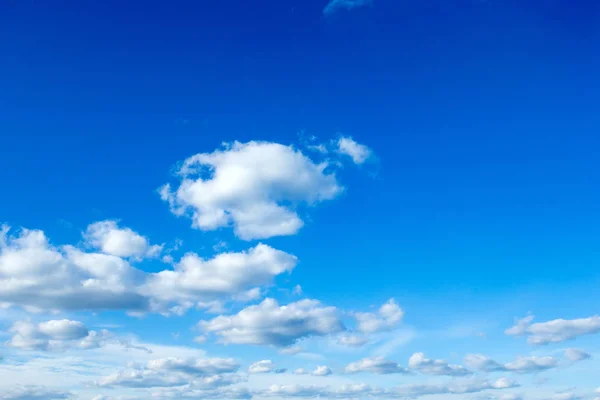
[408, 352, 472, 376]
[337, 334, 368, 347]
[312, 365, 332, 376]
[264, 384, 327, 398]
[160, 141, 343, 240]
[505, 315, 600, 345]
[0, 385, 72, 399]
[248, 360, 286, 374]
[345, 356, 410, 374]
[353, 298, 404, 333]
[151, 386, 252, 399]
[0, 225, 148, 311]
[198, 298, 345, 347]
[323, 0, 373, 16]
[464, 354, 559, 374]
[96, 357, 240, 388]
[141, 244, 297, 310]
[389, 377, 518, 397]
[336, 136, 373, 164]
[84, 220, 162, 260]
[260, 378, 516, 399]
[6, 319, 110, 351]
[0, 225, 295, 313]
[564, 348, 591, 362]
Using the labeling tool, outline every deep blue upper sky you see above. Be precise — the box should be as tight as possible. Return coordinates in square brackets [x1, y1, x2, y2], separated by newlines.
[1, 0, 599, 309]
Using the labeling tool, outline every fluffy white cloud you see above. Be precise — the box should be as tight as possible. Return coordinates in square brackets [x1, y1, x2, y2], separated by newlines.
[96, 357, 240, 388]
[388, 377, 518, 397]
[505, 315, 600, 345]
[0, 386, 71, 400]
[323, 0, 373, 16]
[198, 298, 345, 347]
[160, 141, 343, 240]
[312, 365, 332, 376]
[336, 136, 373, 164]
[345, 356, 410, 374]
[0, 226, 148, 311]
[264, 384, 327, 398]
[248, 360, 286, 374]
[142, 244, 297, 309]
[353, 298, 403, 334]
[151, 385, 252, 399]
[260, 378, 517, 399]
[337, 335, 368, 347]
[0, 225, 295, 313]
[408, 352, 471, 376]
[563, 348, 591, 362]
[84, 220, 162, 260]
[464, 354, 558, 374]
[6, 319, 112, 351]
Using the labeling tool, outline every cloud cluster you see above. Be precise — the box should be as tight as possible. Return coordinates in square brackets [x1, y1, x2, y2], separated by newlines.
[141, 244, 297, 311]
[6, 319, 111, 351]
[345, 356, 410, 374]
[0, 385, 72, 400]
[198, 298, 345, 347]
[408, 352, 472, 376]
[0, 225, 295, 314]
[337, 334, 368, 347]
[96, 357, 240, 389]
[160, 141, 343, 240]
[260, 377, 516, 398]
[248, 360, 286, 374]
[505, 315, 600, 345]
[336, 137, 373, 164]
[464, 354, 559, 374]
[84, 220, 163, 260]
[353, 298, 404, 334]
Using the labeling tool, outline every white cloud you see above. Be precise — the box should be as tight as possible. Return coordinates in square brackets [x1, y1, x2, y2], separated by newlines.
[336, 136, 373, 164]
[260, 378, 517, 399]
[563, 348, 591, 362]
[323, 0, 373, 16]
[248, 360, 286, 374]
[388, 377, 518, 398]
[464, 354, 558, 374]
[142, 244, 297, 310]
[353, 298, 403, 334]
[505, 315, 600, 345]
[160, 141, 343, 240]
[84, 220, 162, 260]
[0, 225, 295, 314]
[96, 357, 240, 388]
[337, 335, 368, 347]
[0, 226, 148, 312]
[345, 356, 410, 374]
[312, 365, 332, 376]
[151, 385, 252, 399]
[6, 319, 111, 351]
[0, 386, 71, 399]
[198, 298, 345, 347]
[408, 352, 472, 376]
[263, 384, 327, 398]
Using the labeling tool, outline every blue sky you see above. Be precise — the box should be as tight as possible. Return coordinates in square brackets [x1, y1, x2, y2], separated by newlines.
[1, 0, 600, 399]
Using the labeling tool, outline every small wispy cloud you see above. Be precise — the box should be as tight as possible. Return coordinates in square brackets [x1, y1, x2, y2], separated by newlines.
[323, 0, 373, 16]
